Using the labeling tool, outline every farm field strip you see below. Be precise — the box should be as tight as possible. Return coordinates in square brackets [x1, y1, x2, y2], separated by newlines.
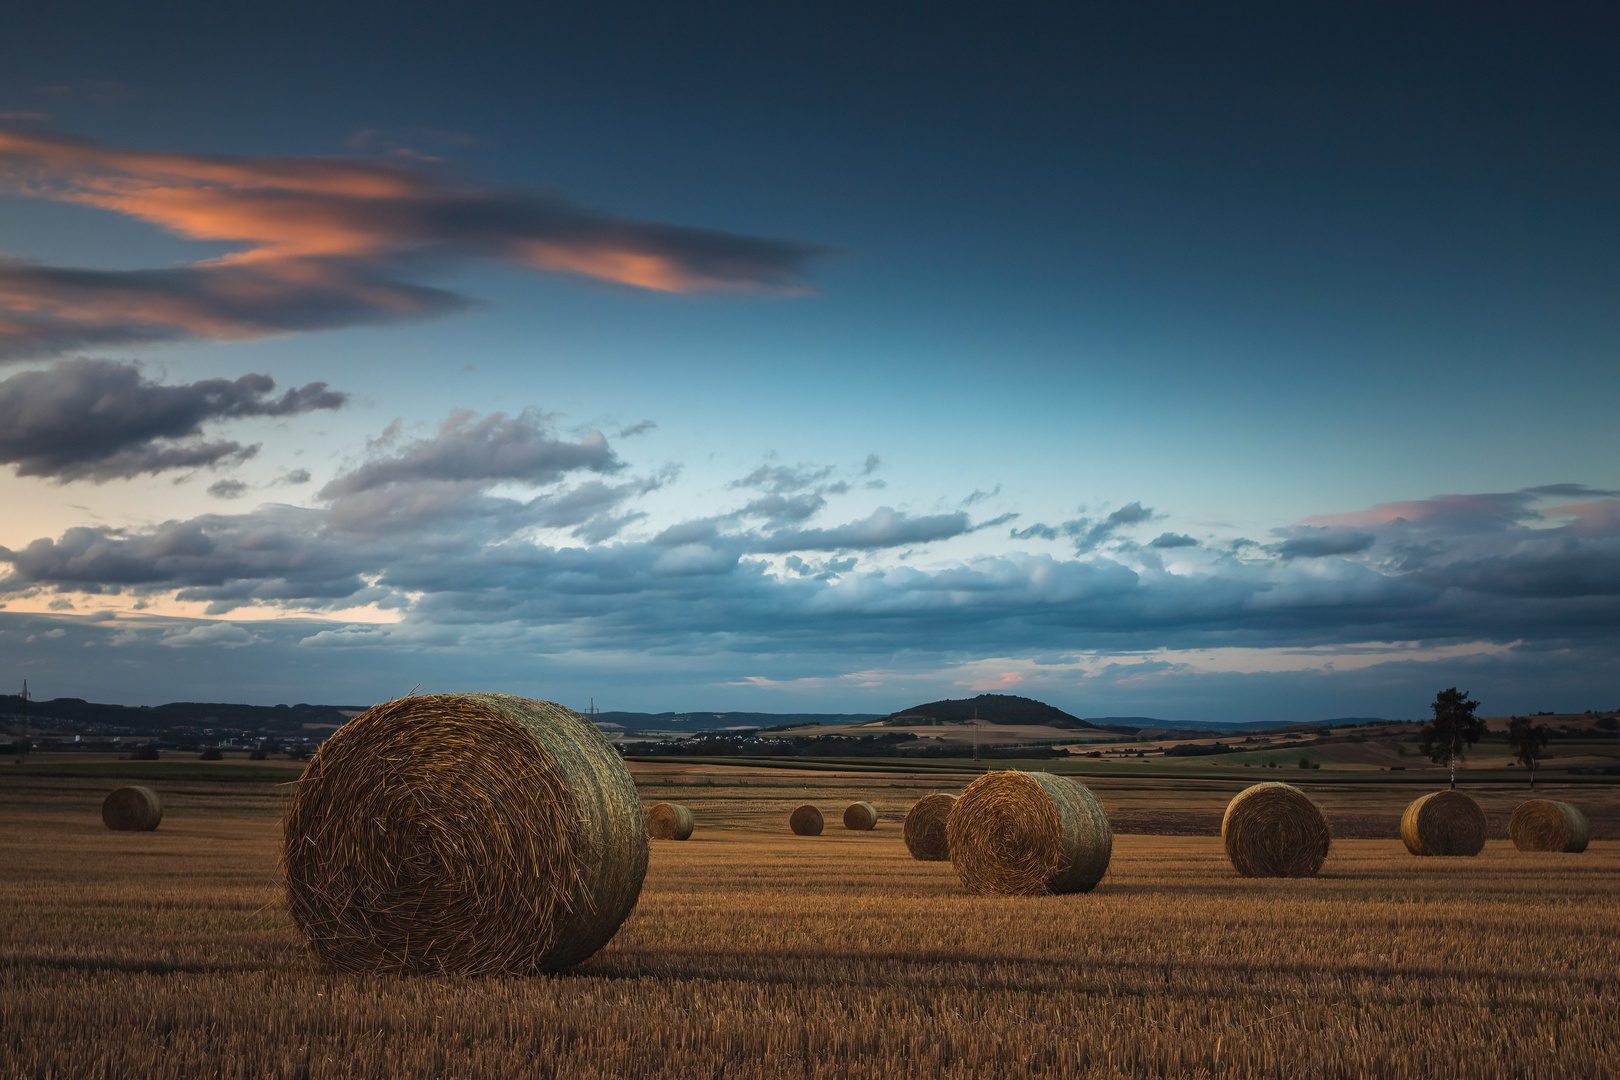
[2, 775, 1617, 1078]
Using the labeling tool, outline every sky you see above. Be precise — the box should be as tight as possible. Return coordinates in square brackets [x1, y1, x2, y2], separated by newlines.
[0, 2, 1616, 721]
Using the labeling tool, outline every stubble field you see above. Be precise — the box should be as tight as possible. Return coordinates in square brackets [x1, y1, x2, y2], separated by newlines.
[2, 766, 1616, 1079]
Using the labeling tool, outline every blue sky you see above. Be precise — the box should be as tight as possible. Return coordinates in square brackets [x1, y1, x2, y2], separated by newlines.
[0, 3, 1616, 720]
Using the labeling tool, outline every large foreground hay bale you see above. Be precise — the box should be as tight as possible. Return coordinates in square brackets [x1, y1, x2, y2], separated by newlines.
[1222, 782, 1331, 877]
[903, 793, 956, 861]
[102, 786, 162, 831]
[282, 693, 648, 975]
[843, 801, 878, 831]
[789, 804, 824, 835]
[1401, 790, 1487, 856]
[1510, 799, 1590, 853]
[646, 801, 694, 840]
[945, 771, 1112, 895]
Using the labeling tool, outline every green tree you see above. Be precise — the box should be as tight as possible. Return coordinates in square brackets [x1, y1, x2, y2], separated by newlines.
[1418, 687, 1486, 789]
[1505, 714, 1551, 789]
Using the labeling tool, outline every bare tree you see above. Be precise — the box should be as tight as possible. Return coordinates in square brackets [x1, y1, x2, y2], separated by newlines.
[1418, 687, 1486, 790]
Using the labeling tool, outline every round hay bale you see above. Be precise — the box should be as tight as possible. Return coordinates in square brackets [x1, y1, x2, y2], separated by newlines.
[945, 770, 1112, 895]
[903, 793, 957, 861]
[1400, 790, 1487, 856]
[1221, 782, 1331, 878]
[281, 693, 648, 975]
[789, 804, 824, 835]
[646, 801, 694, 840]
[102, 786, 162, 831]
[843, 801, 878, 831]
[1509, 799, 1590, 853]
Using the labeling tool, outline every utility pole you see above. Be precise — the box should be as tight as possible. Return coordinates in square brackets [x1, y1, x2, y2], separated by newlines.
[18, 679, 28, 764]
[972, 706, 979, 762]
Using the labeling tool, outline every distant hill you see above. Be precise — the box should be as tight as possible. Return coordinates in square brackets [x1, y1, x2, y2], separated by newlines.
[1084, 716, 1171, 731]
[877, 694, 1095, 729]
[595, 711, 881, 732]
[0, 694, 359, 735]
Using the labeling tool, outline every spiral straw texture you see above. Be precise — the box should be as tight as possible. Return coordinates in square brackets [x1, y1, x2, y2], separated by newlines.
[945, 771, 1112, 895]
[1221, 782, 1331, 878]
[903, 793, 956, 861]
[646, 802, 695, 840]
[102, 786, 163, 831]
[843, 801, 878, 831]
[1400, 790, 1487, 856]
[282, 693, 648, 976]
[1509, 799, 1590, 853]
[789, 804, 824, 835]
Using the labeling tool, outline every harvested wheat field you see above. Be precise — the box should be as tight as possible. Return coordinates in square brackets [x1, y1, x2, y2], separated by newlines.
[2, 770, 1618, 1079]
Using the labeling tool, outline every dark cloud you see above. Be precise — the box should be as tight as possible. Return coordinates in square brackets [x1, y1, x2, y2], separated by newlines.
[1060, 501, 1163, 552]
[1149, 532, 1199, 548]
[0, 358, 346, 481]
[729, 462, 836, 495]
[0, 127, 821, 360]
[207, 479, 248, 500]
[727, 458, 863, 528]
[0, 258, 468, 359]
[1523, 484, 1620, 499]
[318, 409, 619, 498]
[759, 507, 973, 552]
[1273, 527, 1378, 559]
[736, 492, 826, 525]
[1010, 523, 1058, 541]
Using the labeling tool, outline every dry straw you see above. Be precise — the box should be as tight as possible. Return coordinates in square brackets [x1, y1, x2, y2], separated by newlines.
[843, 801, 878, 831]
[281, 693, 648, 976]
[102, 786, 162, 831]
[646, 801, 695, 840]
[945, 770, 1112, 895]
[1509, 799, 1590, 853]
[1400, 790, 1487, 856]
[789, 804, 824, 835]
[903, 793, 956, 861]
[1221, 782, 1331, 877]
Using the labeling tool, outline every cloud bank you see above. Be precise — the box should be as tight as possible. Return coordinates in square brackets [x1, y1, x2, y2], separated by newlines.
[0, 357, 345, 480]
[0, 127, 821, 358]
[2, 409, 1616, 673]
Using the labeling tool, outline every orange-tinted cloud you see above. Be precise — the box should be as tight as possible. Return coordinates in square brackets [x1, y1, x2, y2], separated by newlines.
[0, 127, 820, 358]
[1542, 499, 1620, 535]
